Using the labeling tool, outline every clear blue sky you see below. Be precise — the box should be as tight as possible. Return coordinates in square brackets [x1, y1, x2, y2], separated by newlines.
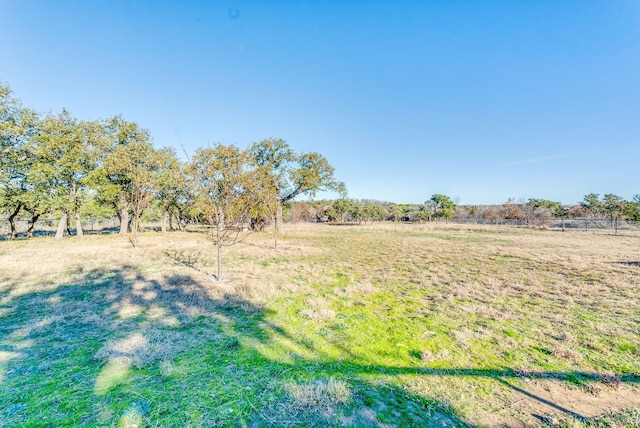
[2, 1, 639, 205]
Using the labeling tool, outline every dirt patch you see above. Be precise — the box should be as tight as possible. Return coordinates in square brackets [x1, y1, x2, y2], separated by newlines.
[506, 379, 640, 426]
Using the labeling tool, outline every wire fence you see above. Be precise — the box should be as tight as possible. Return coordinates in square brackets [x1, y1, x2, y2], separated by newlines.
[443, 217, 640, 236]
[2, 216, 640, 240]
[1, 217, 126, 239]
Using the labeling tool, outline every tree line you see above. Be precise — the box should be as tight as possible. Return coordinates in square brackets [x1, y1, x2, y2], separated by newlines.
[285, 193, 640, 226]
[1, 83, 344, 277]
[300, 194, 458, 224]
[3, 80, 638, 240]
[457, 194, 640, 224]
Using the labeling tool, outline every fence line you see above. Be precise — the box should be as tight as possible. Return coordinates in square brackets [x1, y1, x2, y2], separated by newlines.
[443, 217, 640, 236]
[1, 217, 130, 239]
[2, 216, 640, 240]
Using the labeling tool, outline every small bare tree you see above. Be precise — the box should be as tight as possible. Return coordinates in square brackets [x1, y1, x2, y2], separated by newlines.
[190, 144, 273, 281]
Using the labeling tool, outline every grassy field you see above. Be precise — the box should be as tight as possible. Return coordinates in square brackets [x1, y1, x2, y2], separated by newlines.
[1, 223, 639, 427]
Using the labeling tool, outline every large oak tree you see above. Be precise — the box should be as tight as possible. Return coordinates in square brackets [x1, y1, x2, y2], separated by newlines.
[98, 116, 160, 235]
[0, 83, 39, 238]
[29, 110, 103, 239]
[250, 138, 344, 231]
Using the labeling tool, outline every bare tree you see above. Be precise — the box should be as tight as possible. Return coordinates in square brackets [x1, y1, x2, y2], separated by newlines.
[189, 144, 274, 281]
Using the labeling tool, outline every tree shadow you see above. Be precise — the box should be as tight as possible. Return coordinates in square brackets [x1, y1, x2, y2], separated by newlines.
[0, 265, 637, 426]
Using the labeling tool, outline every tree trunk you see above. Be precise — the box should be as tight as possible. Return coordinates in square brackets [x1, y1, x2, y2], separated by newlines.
[55, 211, 68, 240]
[161, 211, 168, 233]
[179, 215, 187, 231]
[66, 213, 72, 236]
[176, 210, 187, 231]
[275, 200, 283, 233]
[273, 214, 278, 251]
[216, 208, 223, 281]
[26, 212, 41, 238]
[75, 212, 84, 237]
[131, 214, 139, 233]
[129, 217, 139, 248]
[119, 206, 129, 235]
[115, 203, 122, 225]
[217, 242, 222, 281]
[8, 203, 22, 240]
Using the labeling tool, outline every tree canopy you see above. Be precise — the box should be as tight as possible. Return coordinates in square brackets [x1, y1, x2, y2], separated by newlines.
[250, 138, 345, 230]
[189, 144, 276, 280]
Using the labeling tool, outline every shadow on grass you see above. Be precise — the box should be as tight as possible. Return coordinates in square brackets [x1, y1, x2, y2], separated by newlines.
[0, 265, 637, 426]
[614, 261, 639, 267]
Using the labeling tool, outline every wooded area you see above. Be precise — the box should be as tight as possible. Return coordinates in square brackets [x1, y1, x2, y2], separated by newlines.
[0, 83, 342, 236]
[1, 83, 346, 278]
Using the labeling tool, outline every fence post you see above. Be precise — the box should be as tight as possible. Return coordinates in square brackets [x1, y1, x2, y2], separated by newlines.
[615, 219, 618, 236]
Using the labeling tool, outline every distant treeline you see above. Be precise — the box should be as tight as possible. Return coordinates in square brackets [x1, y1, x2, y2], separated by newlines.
[287, 193, 640, 225]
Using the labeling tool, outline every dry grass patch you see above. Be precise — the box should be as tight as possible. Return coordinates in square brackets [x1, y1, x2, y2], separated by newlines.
[299, 308, 336, 322]
[552, 345, 584, 364]
[285, 378, 352, 411]
[94, 328, 189, 369]
[1, 224, 639, 427]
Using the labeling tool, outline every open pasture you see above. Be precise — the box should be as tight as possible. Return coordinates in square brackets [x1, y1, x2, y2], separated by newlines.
[0, 223, 639, 427]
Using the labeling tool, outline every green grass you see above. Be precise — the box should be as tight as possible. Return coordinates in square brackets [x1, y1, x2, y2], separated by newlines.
[0, 223, 639, 426]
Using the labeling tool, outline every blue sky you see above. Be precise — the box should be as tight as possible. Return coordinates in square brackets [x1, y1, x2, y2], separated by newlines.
[2, 1, 639, 204]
